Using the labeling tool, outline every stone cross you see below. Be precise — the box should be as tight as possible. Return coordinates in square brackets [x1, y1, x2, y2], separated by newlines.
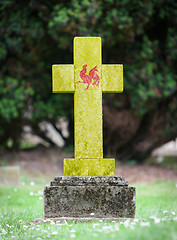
[52, 37, 123, 176]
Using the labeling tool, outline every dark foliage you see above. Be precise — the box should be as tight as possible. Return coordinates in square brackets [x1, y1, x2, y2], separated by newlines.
[0, 0, 177, 160]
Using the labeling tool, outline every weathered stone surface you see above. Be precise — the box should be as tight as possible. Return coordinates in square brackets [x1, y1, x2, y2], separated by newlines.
[51, 176, 128, 186]
[44, 176, 135, 218]
[0, 166, 20, 185]
[64, 158, 115, 176]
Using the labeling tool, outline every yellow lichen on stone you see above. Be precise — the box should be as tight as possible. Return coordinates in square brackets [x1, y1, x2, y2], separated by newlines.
[102, 64, 123, 93]
[52, 65, 74, 93]
[52, 37, 124, 177]
[74, 37, 103, 159]
[64, 158, 115, 176]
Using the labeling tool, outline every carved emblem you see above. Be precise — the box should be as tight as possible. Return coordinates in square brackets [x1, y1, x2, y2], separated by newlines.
[77, 65, 100, 90]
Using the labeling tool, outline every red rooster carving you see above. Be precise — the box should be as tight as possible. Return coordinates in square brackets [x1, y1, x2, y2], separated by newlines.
[77, 65, 100, 90]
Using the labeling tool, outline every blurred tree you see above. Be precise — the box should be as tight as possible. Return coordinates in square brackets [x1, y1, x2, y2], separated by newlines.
[0, 0, 176, 161]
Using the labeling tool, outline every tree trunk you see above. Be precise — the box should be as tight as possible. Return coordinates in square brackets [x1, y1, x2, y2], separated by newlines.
[103, 91, 177, 162]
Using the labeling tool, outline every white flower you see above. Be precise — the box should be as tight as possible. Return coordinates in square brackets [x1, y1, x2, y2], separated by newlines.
[30, 192, 34, 196]
[163, 210, 168, 214]
[7, 196, 11, 199]
[140, 222, 150, 227]
[171, 211, 176, 215]
[114, 225, 119, 231]
[39, 197, 43, 200]
[38, 191, 43, 196]
[102, 226, 114, 231]
[70, 229, 76, 233]
[70, 234, 76, 238]
[30, 181, 35, 186]
[52, 231, 58, 235]
[90, 213, 95, 216]
[154, 218, 160, 224]
[92, 223, 99, 227]
[124, 219, 130, 228]
[133, 219, 139, 222]
[1, 229, 7, 234]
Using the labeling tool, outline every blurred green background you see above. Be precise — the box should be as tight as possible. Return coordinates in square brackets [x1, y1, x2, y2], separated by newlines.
[0, 0, 177, 162]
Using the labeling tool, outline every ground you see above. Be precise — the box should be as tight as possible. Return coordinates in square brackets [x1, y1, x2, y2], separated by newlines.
[0, 147, 177, 240]
[0, 146, 177, 183]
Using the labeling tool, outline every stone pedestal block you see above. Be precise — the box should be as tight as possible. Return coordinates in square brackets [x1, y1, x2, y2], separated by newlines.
[44, 176, 135, 219]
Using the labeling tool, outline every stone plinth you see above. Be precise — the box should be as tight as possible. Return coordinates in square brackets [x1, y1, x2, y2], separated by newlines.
[43, 176, 136, 219]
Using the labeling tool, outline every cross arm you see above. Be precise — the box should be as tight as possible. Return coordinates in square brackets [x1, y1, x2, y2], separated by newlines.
[52, 65, 75, 93]
[101, 64, 123, 93]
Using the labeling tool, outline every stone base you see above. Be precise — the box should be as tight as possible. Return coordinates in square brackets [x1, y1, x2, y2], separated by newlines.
[64, 158, 115, 176]
[43, 176, 136, 218]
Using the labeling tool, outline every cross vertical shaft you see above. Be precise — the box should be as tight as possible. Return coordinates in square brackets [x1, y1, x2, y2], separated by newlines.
[74, 37, 103, 159]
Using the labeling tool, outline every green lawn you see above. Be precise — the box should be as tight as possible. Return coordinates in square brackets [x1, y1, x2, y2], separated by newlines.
[0, 180, 177, 240]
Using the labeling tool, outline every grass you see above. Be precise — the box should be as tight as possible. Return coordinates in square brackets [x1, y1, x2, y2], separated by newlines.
[0, 178, 177, 240]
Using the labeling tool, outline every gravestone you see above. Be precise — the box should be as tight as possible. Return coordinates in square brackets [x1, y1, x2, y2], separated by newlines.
[0, 166, 20, 185]
[43, 37, 136, 220]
